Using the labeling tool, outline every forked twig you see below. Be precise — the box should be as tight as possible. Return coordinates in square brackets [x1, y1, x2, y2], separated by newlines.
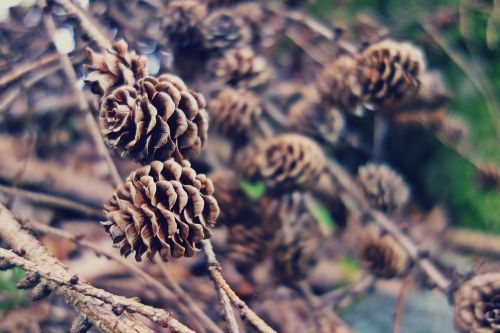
[392, 274, 412, 333]
[202, 239, 277, 333]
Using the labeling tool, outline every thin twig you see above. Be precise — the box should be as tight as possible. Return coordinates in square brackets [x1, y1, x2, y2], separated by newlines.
[42, 9, 122, 188]
[53, 0, 111, 50]
[202, 239, 276, 333]
[0, 184, 103, 218]
[0, 52, 59, 87]
[420, 19, 500, 139]
[392, 275, 412, 333]
[157, 260, 225, 333]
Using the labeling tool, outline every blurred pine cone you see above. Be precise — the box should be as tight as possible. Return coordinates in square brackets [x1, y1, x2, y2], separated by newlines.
[357, 163, 410, 212]
[266, 192, 319, 284]
[99, 74, 208, 164]
[201, 9, 251, 50]
[474, 163, 500, 191]
[227, 223, 273, 270]
[317, 55, 362, 114]
[209, 47, 272, 88]
[360, 226, 409, 278]
[289, 97, 345, 145]
[84, 40, 148, 95]
[209, 87, 263, 143]
[453, 273, 500, 332]
[102, 159, 219, 261]
[252, 134, 325, 191]
[162, 0, 208, 48]
[210, 169, 257, 226]
[358, 39, 425, 110]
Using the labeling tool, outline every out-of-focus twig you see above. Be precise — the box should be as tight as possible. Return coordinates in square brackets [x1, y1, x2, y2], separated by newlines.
[392, 275, 412, 333]
[0, 184, 103, 218]
[0, 52, 59, 87]
[202, 239, 276, 333]
[420, 19, 500, 139]
[444, 228, 500, 258]
[42, 8, 122, 188]
[53, 0, 111, 50]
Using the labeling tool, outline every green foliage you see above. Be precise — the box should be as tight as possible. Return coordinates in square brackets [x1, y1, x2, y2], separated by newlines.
[240, 180, 266, 199]
[0, 268, 28, 313]
[309, 199, 336, 235]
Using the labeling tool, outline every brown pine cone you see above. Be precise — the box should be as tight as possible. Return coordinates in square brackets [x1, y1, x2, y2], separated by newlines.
[357, 163, 410, 212]
[210, 169, 257, 226]
[358, 39, 425, 110]
[360, 225, 409, 278]
[99, 74, 209, 164]
[209, 47, 272, 88]
[209, 87, 263, 143]
[251, 134, 325, 191]
[453, 273, 500, 332]
[200, 9, 251, 50]
[162, 0, 208, 48]
[227, 223, 273, 270]
[289, 97, 345, 145]
[266, 193, 319, 284]
[102, 159, 219, 261]
[84, 40, 148, 95]
[317, 55, 362, 114]
[475, 163, 500, 191]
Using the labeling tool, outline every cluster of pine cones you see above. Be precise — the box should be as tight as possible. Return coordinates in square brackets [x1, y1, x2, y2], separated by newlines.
[81, 1, 500, 331]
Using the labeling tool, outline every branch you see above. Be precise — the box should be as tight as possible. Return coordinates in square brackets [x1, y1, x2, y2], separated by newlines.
[0, 203, 154, 333]
[0, 184, 103, 218]
[27, 220, 210, 332]
[42, 8, 122, 188]
[53, 0, 111, 50]
[202, 240, 277, 333]
[392, 274, 412, 333]
[0, 248, 194, 333]
[0, 52, 59, 87]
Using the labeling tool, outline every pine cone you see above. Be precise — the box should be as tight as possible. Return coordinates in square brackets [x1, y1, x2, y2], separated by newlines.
[84, 40, 148, 95]
[252, 134, 325, 191]
[210, 169, 257, 226]
[209, 87, 263, 143]
[475, 163, 500, 191]
[209, 47, 272, 88]
[201, 9, 251, 50]
[163, 0, 208, 48]
[102, 159, 219, 261]
[266, 193, 319, 284]
[99, 74, 209, 164]
[317, 55, 362, 114]
[357, 163, 410, 212]
[289, 97, 345, 145]
[227, 223, 272, 270]
[453, 273, 500, 332]
[358, 39, 425, 110]
[360, 226, 409, 278]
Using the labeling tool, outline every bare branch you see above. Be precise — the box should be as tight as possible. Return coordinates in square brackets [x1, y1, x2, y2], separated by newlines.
[202, 239, 277, 333]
